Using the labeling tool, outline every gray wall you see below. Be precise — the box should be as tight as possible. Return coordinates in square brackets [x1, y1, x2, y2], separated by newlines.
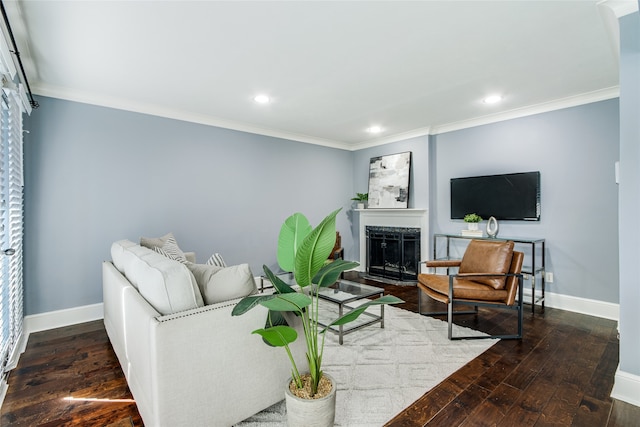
[23, 95, 621, 315]
[350, 100, 620, 305]
[431, 100, 620, 303]
[350, 135, 430, 258]
[352, 137, 430, 210]
[618, 11, 640, 380]
[23, 96, 355, 315]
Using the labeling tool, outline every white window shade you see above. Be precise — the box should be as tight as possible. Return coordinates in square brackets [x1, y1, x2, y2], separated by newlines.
[0, 87, 24, 380]
[0, 32, 16, 81]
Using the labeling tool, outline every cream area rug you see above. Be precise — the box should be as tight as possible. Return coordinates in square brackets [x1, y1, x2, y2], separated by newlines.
[236, 305, 497, 427]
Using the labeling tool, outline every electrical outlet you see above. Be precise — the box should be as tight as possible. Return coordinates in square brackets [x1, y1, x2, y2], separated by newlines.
[545, 272, 554, 283]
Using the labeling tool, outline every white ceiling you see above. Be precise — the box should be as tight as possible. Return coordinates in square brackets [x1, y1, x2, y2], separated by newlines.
[3, 1, 636, 150]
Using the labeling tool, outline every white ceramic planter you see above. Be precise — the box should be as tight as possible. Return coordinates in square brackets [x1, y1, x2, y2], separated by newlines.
[467, 222, 479, 231]
[285, 373, 336, 427]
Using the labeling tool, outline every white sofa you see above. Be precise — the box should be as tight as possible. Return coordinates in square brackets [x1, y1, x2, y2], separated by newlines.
[103, 239, 305, 427]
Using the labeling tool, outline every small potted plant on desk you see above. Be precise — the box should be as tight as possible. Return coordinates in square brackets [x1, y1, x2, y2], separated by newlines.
[351, 192, 368, 209]
[232, 208, 402, 426]
[464, 213, 483, 231]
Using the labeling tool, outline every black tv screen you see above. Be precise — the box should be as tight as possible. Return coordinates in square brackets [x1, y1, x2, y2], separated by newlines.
[450, 171, 541, 221]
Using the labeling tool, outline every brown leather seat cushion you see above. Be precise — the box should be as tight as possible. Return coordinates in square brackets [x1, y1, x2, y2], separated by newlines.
[418, 274, 509, 304]
[459, 240, 514, 289]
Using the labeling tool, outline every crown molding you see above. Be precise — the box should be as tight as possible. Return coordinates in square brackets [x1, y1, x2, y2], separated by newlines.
[32, 83, 350, 150]
[34, 83, 620, 152]
[349, 126, 432, 151]
[430, 86, 620, 136]
[598, 0, 639, 17]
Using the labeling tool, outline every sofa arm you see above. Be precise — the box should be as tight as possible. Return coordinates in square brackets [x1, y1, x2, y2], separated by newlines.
[148, 299, 305, 426]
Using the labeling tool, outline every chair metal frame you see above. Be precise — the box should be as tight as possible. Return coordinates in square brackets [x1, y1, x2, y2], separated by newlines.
[418, 271, 524, 340]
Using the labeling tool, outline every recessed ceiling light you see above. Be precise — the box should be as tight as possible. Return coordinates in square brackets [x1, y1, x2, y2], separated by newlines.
[367, 126, 383, 134]
[253, 94, 270, 104]
[483, 95, 503, 104]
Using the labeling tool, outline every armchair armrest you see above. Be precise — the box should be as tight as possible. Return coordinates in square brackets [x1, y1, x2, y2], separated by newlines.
[455, 272, 523, 278]
[425, 259, 461, 268]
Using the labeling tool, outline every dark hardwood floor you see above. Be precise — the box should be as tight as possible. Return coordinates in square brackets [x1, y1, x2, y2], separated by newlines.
[1, 272, 638, 426]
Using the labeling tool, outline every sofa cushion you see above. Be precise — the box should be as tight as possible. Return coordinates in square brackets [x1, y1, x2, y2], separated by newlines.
[112, 241, 152, 289]
[111, 239, 138, 274]
[116, 242, 205, 314]
[136, 251, 204, 314]
[186, 263, 257, 305]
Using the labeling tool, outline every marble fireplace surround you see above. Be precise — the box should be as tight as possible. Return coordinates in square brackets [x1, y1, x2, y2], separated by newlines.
[356, 208, 429, 274]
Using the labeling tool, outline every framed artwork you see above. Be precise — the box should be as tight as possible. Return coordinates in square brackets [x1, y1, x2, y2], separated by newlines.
[367, 151, 411, 208]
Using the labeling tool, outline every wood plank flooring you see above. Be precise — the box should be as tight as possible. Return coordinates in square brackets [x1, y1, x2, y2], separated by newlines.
[2, 272, 638, 426]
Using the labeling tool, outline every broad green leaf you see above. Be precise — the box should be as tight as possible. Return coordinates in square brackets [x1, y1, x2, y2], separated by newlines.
[294, 209, 340, 287]
[277, 213, 312, 272]
[263, 265, 296, 294]
[313, 259, 360, 287]
[231, 294, 275, 316]
[326, 295, 404, 328]
[252, 325, 297, 347]
[260, 293, 311, 312]
[260, 310, 290, 347]
[265, 310, 289, 328]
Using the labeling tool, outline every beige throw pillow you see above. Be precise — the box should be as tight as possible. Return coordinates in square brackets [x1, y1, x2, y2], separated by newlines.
[140, 232, 173, 250]
[187, 263, 257, 305]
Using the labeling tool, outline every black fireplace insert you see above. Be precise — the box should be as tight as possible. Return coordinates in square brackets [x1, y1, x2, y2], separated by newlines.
[366, 226, 420, 281]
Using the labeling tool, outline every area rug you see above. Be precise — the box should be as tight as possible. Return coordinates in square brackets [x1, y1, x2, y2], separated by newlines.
[236, 305, 497, 427]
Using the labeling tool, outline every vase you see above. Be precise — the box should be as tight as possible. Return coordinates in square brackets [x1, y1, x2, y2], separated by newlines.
[284, 373, 336, 427]
[486, 216, 499, 237]
[357, 202, 365, 210]
[467, 222, 479, 231]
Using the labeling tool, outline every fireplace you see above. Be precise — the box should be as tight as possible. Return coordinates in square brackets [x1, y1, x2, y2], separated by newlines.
[366, 226, 421, 281]
[357, 208, 429, 281]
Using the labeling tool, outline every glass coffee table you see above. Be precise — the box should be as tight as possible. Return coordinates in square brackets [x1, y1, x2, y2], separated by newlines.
[317, 280, 385, 345]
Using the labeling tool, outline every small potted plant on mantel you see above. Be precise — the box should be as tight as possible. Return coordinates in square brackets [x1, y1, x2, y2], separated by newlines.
[463, 213, 483, 230]
[351, 192, 368, 209]
[232, 208, 402, 426]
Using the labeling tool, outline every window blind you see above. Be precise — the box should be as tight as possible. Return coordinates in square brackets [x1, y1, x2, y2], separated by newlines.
[0, 87, 24, 378]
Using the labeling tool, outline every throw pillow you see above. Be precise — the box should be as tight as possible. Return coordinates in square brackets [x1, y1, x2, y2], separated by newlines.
[186, 263, 257, 305]
[140, 232, 173, 250]
[160, 235, 187, 263]
[154, 246, 189, 264]
[205, 253, 227, 268]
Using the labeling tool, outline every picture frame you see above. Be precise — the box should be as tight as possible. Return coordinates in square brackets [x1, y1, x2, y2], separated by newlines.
[367, 151, 411, 209]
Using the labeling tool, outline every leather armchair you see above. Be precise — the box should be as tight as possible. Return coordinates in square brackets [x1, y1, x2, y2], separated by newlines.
[417, 239, 524, 340]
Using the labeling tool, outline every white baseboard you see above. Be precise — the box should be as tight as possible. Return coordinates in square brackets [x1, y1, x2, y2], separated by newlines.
[522, 288, 619, 321]
[611, 368, 640, 407]
[24, 302, 104, 335]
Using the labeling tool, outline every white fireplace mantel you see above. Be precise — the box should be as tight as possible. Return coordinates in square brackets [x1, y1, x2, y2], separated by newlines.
[356, 208, 429, 273]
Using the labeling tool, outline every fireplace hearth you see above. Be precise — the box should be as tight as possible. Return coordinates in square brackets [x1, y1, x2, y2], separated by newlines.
[366, 226, 420, 282]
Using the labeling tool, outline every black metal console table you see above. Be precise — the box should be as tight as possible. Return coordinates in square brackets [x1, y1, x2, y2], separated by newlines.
[432, 233, 546, 313]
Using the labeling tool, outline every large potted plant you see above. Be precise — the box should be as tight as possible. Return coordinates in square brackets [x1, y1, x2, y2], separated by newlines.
[232, 208, 402, 426]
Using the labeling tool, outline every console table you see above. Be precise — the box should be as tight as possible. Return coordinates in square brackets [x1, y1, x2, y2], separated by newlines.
[432, 233, 546, 313]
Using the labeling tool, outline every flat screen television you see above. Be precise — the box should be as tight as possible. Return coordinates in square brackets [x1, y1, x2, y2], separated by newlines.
[450, 171, 541, 221]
